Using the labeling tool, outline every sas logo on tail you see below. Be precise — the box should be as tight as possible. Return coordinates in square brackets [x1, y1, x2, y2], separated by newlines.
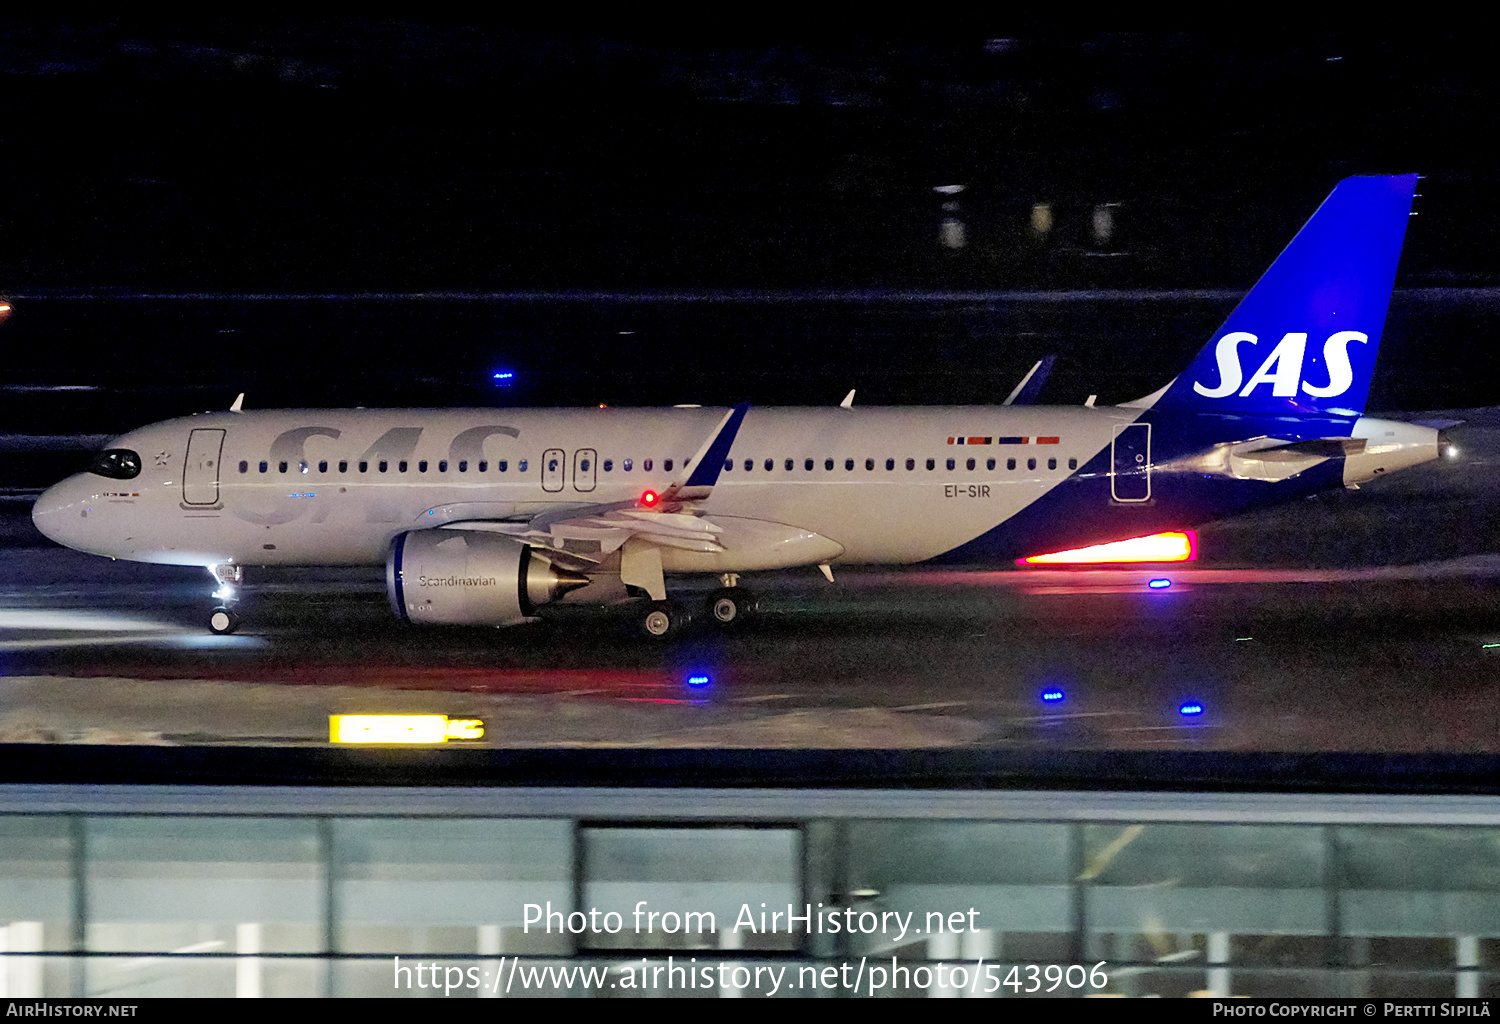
[1193, 331, 1367, 399]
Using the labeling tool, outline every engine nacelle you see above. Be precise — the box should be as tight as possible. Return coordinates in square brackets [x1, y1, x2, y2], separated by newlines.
[387, 529, 588, 626]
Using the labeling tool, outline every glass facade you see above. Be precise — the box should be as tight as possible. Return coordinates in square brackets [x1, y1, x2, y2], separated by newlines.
[0, 790, 1495, 997]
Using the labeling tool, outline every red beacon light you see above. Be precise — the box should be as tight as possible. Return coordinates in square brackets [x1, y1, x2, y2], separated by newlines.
[640, 490, 660, 508]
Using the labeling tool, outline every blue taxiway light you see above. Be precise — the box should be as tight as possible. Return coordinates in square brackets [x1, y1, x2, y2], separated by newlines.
[1179, 702, 1204, 716]
[1041, 689, 1065, 703]
[687, 674, 711, 687]
[1148, 578, 1171, 589]
[492, 372, 515, 383]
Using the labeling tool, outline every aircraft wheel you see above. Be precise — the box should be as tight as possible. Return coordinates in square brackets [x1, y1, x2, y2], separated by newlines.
[208, 607, 239, 635]
[707, 588, 756, 626]
[641, 601, 689, 639]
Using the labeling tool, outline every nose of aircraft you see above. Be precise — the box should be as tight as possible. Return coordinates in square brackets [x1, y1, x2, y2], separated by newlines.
[32, 475, 95, 551]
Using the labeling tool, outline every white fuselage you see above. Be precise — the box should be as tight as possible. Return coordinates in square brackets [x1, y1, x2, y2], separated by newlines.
[32, 405, 1138, 568]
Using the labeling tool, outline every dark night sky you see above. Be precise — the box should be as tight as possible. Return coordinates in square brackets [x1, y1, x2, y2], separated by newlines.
[0, 25, 1498, 447]
[1, 25, 1498, 294]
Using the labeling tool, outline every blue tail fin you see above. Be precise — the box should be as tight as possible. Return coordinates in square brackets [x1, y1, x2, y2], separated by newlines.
[1152, 174, 1417, 417]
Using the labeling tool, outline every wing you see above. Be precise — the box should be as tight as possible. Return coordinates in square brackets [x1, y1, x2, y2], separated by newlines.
[438, 403, 750, 596]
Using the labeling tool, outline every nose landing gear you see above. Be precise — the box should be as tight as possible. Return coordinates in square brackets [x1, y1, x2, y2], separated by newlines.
[207, 564, 244, 635]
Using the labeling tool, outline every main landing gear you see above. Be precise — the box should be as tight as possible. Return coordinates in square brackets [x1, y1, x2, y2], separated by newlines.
[207, 564, 244, 635]
[638, 574, 758, 639]
[706, 572, 757, 627]
[640, 601, 692, 639]
[706, 588, 757, 626]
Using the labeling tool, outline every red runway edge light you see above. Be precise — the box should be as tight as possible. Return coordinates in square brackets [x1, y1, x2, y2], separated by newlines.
[1018, 530, 1198, 566]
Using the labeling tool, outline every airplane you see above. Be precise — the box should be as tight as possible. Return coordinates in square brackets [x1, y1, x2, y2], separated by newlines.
[31, 174, 1445, 638]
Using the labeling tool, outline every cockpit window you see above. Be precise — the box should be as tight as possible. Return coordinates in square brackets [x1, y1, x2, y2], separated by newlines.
[87, 448, 142, 480]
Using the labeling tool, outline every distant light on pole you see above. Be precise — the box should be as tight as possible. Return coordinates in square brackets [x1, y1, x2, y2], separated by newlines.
[1030, 203, 1052, 237]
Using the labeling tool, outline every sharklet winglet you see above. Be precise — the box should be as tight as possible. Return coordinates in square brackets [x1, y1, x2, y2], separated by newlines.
[657, 403, 750, 504]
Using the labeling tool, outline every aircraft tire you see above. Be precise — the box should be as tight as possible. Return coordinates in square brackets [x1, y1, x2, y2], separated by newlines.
[208, 607, 239, 635]
[641, 601, 689, 639]
[707, 588, 757, 626]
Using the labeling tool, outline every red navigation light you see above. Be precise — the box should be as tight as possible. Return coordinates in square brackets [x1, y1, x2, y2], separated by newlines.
[1018, 530, 1197, 566]
[640, 490, 660, 508]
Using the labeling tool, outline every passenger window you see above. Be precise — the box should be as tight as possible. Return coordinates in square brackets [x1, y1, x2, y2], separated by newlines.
[1007, 458, 1016, 471]
[299, 460, 309, 474]
[359, 461, 369, 473]
[824, 458, 834, 471]
[926, 459, 935, 471]
[418, 460, 427, 473]
[886, 458, 895, 471]
[518, 459, 528, 472]
[744, 459, 753, 471]
[966, 458, 975, 471]
[1027, 458, 1036, 471]
[458, 461, 467, 473]
[845, 458, 854, 471]
[765, 459, 773, 471]
[318, 460, 328, 473]
[479, 460, 488, 472]
[905, 458, 915, 471]
[547, 458, 557, 472]
[785, 459, 793, 471]
[986, 458, 995, 470]
[277, 461, 287, 473]
[603, 460, 613, 472]
[623, 458, 633, 472]
[946, 458, 956, 471]
[259, 461, 268, 473]
[238, 461, 248, 474]
[664, 459, 674, 472]
[724, 459, 733, 471]
[581, 458, 591, 472]
[398, 461, 408, 473]
[498, 460, 508, 472]
[338, 461, 348, 473]
[438, 460, 447, 472]
[865, 458, 873, 471]
[1048, 458, 1057, 470]
[379, 461, 388, 473]
[1068, 458, 1077, 469]
[644, 459, 653, 472]
[805, 459, 814, 471]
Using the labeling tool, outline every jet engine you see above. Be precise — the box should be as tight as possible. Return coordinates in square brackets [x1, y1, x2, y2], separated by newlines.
[387, 529, 588, 626]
